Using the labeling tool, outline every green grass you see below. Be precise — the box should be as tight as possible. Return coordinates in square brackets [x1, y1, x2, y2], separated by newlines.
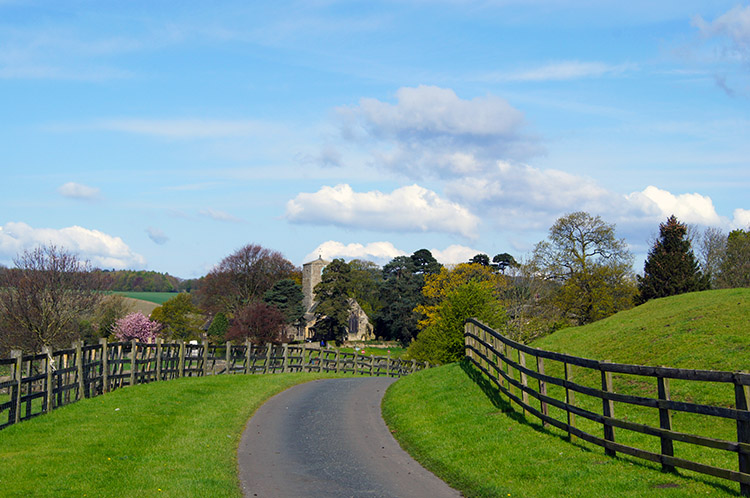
[0, 373, 338, 497]
[383, 361, 738, 497]
[112, 291, 179, 304]
[338, 345, 407, 358]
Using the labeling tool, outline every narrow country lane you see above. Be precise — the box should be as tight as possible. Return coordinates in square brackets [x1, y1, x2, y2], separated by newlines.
[237, 377, 462, 498]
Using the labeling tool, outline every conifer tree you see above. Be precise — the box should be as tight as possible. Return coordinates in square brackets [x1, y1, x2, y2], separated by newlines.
[638, 215, 710, 303]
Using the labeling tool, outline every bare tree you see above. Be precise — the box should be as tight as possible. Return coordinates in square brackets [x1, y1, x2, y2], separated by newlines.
[0, 245, 105, 353]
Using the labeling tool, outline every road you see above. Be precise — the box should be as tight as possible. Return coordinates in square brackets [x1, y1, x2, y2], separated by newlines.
[237, 377, 462, 498]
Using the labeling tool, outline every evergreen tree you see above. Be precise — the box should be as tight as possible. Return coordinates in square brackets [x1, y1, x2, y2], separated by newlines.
[263, 278, 305, 325]
[313, 259, 353, 344]
[207, 312, 229, 342]
[638, 215, 710, 303]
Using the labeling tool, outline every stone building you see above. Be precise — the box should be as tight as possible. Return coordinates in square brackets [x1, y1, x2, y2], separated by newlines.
[301, 256, 373, 342]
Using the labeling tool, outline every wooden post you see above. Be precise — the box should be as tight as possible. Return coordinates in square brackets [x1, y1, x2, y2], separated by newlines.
[386, 351, 392, 377]
[519, 350, 529, 416]
[225, 341, 232, 375]
[411, 359, 417, 374]
[244, 339, 251, 374]
[734, 373, 750, 496]
[11, 350, 22, 425]
[129, 339, 138, 386]
[564, 362, 576, 441]
[601, 361, 616, 457]
[537, 356, 548, 426]
[203, 337, 210, 377]
[335, 348, 341, 374]
[177, 340, 185, 378]
[301, 343, 307, 373]
[42, 346, 54, 413]
[283, 344, 289, 373]
[99, 337, 109, 392]
[155, 338, 162, 382]
[264, 344, 272, 374]
[657, 374, 675, 473]
[370, 354, 375, 376]
[353, 350, 359, 375]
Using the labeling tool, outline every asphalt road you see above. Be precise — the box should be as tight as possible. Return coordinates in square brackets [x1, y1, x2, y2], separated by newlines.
[237, 377, 462, 498]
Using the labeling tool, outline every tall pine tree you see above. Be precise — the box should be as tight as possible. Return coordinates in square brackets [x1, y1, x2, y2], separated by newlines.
[638, 215, 709, 303]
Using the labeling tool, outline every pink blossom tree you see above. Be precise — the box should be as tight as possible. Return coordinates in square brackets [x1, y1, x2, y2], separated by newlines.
[112, 312, 162, 342]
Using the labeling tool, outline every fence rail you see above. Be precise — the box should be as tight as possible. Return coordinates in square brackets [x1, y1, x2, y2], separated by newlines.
[0, 339, 427, 431]
[464, 318, 750, 496]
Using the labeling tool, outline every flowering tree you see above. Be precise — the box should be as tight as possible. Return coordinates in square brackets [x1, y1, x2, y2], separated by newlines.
[112, 312, 162, 342]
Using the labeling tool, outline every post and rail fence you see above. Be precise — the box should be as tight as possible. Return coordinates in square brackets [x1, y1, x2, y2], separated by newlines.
[0, 339, 428, 431]
[464, 318, 750, 496]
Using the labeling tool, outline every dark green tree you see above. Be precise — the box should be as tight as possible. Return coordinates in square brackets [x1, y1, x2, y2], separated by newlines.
[411, 249, 442, 275]
[207, 311, 229, 342]
[313, 259, 353, 344]
[638, 215, 710, 303]
[469, 253, 490, 266]
[347, 259, 383, 319]
[263, 278, 305, 325]
[492, 253, 518, 274]
[717, 228, 750, 288]
[375, 254, 426, 345]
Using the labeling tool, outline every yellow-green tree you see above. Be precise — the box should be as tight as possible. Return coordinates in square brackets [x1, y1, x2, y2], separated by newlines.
[151, 293, 204, 341]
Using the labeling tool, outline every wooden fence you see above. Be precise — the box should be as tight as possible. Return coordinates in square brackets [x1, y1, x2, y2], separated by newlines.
[0, 339, 427, 431]
[464, 318, 750, 496]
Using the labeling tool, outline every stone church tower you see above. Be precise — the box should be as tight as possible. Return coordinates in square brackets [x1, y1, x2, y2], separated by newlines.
[302, 256, 329, 312]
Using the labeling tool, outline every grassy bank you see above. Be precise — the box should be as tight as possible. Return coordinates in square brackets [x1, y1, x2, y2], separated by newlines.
[383, 361, 737, 497]
[0, 373, 336, 497]
[113, 291, 178, 305]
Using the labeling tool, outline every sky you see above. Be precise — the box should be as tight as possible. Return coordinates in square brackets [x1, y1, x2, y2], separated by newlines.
[1, 1, 749, 278]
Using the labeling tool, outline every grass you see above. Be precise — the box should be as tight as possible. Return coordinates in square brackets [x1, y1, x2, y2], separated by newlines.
[0, 372, 339, 497]
[383, 361, 738, 497]
[112, 291, 178, 305]
[338, 345, 407, 358]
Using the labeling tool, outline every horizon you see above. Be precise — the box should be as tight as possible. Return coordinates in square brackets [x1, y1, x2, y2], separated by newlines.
[1, 1, 748, 278]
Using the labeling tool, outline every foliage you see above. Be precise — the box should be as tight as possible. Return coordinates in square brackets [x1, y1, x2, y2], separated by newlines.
[532, 211, 635, 324]
[80, 293, 134, 343]
[207, 312, 229, 343]
[407, 281, 506, 364]
[312, 259, 353, 344]
[492, 252, 518, 273]
[112, 312, 162, 342]
[263, 278, 305, 324]
[195, 243, 296, 315]
[698, 226, 727, 287]
[150, 293, 204, 341]
[97, 269, 191, 292]
[416, 262, 505, 331]
[468, 253, 490, 266]
[346, 259, 383, 319]
[638, 215, 710, 303]
[717, 228, 750, 288]
[0, 245, 105, 353]
[226, 300, 286, 345]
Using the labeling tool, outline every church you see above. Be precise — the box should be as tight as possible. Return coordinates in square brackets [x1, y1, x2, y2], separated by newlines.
[296, 256, 374, 343]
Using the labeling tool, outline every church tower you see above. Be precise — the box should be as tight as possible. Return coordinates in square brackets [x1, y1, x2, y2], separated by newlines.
[302, 256, 329, 312]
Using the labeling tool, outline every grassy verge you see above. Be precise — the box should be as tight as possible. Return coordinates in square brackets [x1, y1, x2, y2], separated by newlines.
[338, 345, 406, 358]
[383, 361, 739, 497]
[112, 291, 178, 304]
[0, 373, 337, 497]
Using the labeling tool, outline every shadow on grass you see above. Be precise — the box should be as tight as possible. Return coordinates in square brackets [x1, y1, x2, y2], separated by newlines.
[458, 358, 741, 496]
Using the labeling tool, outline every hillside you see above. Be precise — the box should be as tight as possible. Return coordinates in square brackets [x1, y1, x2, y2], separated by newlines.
[532, 288, 749, 373]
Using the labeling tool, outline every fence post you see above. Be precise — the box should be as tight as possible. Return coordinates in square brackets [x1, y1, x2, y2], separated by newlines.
[203, 337, 210, 376]
[98, 338, 108, 393]
[225, 341, 232, 375]
[301, 342, 307, 373]
[518, 350, 529, 416]
[386, 351, 391, 377]
[601, 360, 616, 457]
[657, 374, 675, 473]
[537, 356, 548, 426]
[11, 350, 22, 425]
[42, 346, 54, 413]
[335, 348, 341, 374]
[129, 340, 138, 386]
[734, 373, 750, 496]
[283, 344, 289, 373]
[244, 339, 251, 374]
[154, 338, 162, 382]
[264, 344, 272, 374]
[564, 362, 576, 441]
[177, 341, 185, 378]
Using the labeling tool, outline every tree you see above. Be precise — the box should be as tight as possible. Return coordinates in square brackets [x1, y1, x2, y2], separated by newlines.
[469, 253, 490, 266]
[0, 245, 105, 353]
[346, 259, 383, 319]
[532, 212, 635, 324]
[112, 312, 162, 342]
[226, 300, 286, 345]
[698, 227, 727, 287]
[411, 249, 442, 275]
[492, 253, 518, 274]
[150, 293, 204, 341]
[195, 244, 296, 315]
[263, 278, 305, 325]
[407, 281, 506, 364]
[638, 215, 710, 303]
[312, 259, 353, 344]
[207, 312, 229, 343]
[80, 293, 134, 344]
[717, 228, 750, 288]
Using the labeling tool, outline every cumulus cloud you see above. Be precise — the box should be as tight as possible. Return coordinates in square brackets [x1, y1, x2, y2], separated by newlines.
[733, 208, 750, 228]
[303, 241, 406, 264]
[58, 182, 100, 200]
[694, 5, 750, 57]
[286, 183, 480, 238]
[429, 244, 483, 265]
[625, 186, 724, 226]
[146, 226, 169, 245]
[199, 208, 243, 223]
[336, 85, 541, 178]
[0, 221, 145, 269]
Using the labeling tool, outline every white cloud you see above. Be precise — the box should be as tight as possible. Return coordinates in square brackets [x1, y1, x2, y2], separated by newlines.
[146, 227, 169, 245]
[58, 182, 100, 200]
[694, 5, 750, 55]
[625, 186, 724, 226]
[429, 244, 482, 265]
[733, 208, 750, 228]
[0, 222, 145, 269]
[493, 61, 637, 82]
[199, 208, 243, 223]
[303, 241, 406, 264]
[286, 183, 480, 238]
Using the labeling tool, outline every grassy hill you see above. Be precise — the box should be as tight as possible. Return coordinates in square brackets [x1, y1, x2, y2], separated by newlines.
[383, 288, 750, 497]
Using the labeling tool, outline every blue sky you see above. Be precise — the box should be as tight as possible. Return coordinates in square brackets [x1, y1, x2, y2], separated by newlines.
[1, 1, 748, 278]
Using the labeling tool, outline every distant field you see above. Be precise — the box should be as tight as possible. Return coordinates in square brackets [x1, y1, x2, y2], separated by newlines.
[112, 291, 179, 304]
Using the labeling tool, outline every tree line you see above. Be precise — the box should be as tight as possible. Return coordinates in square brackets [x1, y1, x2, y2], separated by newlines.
[0, 214, 747, 361]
